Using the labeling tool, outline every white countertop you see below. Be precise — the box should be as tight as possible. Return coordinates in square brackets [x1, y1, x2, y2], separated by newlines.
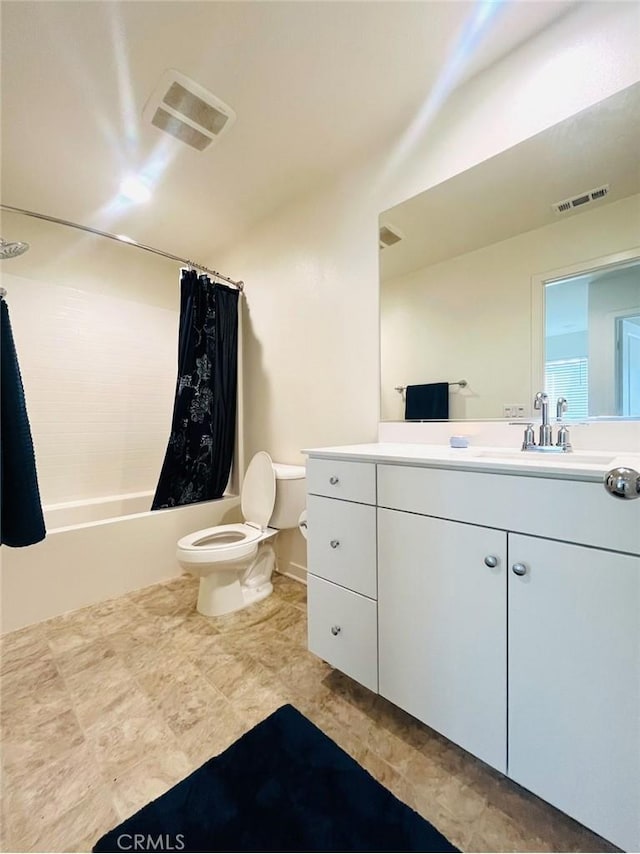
[302, 442, 640, 482]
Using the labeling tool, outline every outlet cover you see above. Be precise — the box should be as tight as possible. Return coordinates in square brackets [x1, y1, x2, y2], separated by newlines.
[504, 404, 527, 418]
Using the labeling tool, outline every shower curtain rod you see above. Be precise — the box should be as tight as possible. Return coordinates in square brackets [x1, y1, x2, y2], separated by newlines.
[0, 204, 244, 292]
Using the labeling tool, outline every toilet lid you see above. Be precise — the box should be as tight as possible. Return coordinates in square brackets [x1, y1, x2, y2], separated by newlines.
[241, 451, 276, 529]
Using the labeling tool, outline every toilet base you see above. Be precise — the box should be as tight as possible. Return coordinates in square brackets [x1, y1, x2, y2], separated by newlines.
[195, 544, 276, 617]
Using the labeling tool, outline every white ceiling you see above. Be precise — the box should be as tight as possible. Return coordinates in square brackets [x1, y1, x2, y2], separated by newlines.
[1, 0, 578, 263]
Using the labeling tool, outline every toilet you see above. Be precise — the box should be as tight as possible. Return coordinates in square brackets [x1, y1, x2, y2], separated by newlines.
[176, 452, 306, 617]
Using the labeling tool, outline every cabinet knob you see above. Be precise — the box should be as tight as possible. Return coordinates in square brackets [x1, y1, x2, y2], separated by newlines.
[604, 467, 640, 500]
[329, 476, 340, 485]
[331, 625, 341, 636]
[484, 555, 499, 568]
[512, 563, 528, 577]
[329, 539, 340, 549]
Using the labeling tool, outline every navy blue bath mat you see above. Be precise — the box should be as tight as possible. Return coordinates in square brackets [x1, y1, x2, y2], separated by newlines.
[93, 703, 458, 853]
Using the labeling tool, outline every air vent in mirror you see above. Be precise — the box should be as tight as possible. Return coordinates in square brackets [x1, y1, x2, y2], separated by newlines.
[379, 224, 403, 249]
[552, 184, 609, 215]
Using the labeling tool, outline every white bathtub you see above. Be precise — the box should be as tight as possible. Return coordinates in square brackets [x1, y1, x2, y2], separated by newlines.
[0, 491, 240, 633]
[45, 491, 157, 529]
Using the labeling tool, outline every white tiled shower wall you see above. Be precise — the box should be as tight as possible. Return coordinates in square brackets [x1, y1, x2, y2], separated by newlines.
[5, 272, 178, 504]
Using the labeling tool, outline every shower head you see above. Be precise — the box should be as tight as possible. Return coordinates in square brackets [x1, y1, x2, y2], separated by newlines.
[0, 237, 30, 259]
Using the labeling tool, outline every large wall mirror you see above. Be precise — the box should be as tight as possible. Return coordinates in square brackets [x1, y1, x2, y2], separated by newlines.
[379, 83, 640, 422]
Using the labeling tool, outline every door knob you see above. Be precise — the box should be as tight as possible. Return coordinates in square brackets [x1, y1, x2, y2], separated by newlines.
[604, 467, 640, 500]
[484, 555, 499, 568]
[331, 625, 341, 636]
[329, 539, 340, 549]
[512, 563, 527, 576]
[329, 476, 339, 485]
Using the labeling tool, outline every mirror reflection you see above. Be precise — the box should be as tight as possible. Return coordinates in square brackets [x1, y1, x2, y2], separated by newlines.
[379, 83, 640, 422]
[543, 258, 640, 419]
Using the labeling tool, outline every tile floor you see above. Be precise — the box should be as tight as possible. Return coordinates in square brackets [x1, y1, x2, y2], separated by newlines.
[0, 573, 617, 853]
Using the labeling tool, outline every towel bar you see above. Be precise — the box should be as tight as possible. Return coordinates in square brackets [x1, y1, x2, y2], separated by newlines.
[395, 380, 467, 394]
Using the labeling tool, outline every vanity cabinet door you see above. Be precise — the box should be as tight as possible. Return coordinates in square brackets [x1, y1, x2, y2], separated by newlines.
[508, 534, 640, 852]
[378, 508, 507, 773]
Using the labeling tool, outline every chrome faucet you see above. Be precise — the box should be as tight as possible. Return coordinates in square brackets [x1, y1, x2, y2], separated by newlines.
[534, 391, 553, 447]
[520, 392, 572, 452]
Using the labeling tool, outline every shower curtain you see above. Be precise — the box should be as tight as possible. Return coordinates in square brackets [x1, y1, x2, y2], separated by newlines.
[1, 298, 46, 546]
[151, 270, 239, 510]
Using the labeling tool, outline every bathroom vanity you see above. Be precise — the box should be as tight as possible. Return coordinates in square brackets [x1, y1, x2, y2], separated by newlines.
[303, 443, 640, 851]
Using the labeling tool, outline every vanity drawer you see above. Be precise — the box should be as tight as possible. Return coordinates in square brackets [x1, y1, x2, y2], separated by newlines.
[306, 458, 376, 505]
[377, 464, 640, 555]
[307, 495, 377, 598]
[307, 574, 378, 693]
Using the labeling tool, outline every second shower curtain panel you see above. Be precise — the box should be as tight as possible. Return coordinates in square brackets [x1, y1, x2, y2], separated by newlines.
[152, 270, 239, 510]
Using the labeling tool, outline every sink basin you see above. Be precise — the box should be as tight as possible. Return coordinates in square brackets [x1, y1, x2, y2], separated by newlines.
[475, 449, 618, 466]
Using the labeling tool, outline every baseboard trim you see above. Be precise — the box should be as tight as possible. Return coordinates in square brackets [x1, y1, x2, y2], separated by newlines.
[275, 562, 307, 584]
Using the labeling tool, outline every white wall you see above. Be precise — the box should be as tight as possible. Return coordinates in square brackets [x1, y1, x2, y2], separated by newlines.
[381, 195, 640, 421]
[214, 2, 640, 578]
[2, 218, 179, 504]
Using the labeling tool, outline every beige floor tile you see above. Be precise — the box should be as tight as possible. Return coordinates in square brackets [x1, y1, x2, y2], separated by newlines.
[11, 785, 119, 853]
[175, 705, 247, 768]
[42, 610, 103, 656]
[198, 649, 269, 700]
[1, 670, 72, 733]
[111, 747, 193, 820]
[83, 597, 143, 636]
[296, 699, 369, 766]
[0, 622, 45, 651]
[53, 636, 123, 677]
[162, 574, 199, 605]
[0, 656, 61, 702]
[261, 601, 306, 634]
[0, 632, 51, 678]
[0, 572, 617, 854]
[86, 710, 181, 778]
[3, 742, 107, 833]
[119, 634, 190, 681]
[128, 584, 184, 617]
[2, 708, 85, 776]
[155, 674, 231, 738]
[74, 681, 156, 731]
[272, 574, 307, 609]
[103, 619, 163, 657]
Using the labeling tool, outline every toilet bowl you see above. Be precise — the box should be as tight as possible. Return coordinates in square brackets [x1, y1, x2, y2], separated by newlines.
[176, 452, 306, 617]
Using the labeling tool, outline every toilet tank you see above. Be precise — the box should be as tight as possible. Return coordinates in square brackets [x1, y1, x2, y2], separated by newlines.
[270, 463, 306, 529]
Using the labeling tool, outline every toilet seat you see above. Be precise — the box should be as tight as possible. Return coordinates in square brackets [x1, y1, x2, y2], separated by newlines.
[177, 453, 278, 567]
[177, 523, 263, 563]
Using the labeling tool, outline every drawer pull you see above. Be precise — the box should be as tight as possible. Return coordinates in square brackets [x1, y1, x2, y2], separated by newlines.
[329, 476, 340, 485]
[512, 563, 528, 577]
[330, 539, 340, 549]
[331, 625, 341, 636]
[484, 555, 499, 568]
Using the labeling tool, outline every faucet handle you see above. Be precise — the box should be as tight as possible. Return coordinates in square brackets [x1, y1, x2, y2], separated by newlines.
[521, 423, 536, 450]
[556, 423, 572, 452]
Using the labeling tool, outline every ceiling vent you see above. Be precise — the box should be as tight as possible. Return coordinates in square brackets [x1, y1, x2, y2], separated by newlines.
[143, 70, 236, 151]
[379, 224, 403, 249]
[552, 184, 609, 215]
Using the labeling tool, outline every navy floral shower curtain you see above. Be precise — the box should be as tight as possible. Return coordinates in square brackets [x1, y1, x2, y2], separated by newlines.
[151, 270, 239, 510]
